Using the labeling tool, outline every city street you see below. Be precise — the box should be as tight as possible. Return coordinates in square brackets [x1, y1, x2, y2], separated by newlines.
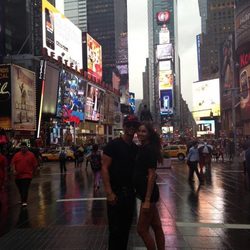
[0, 159, 250, 249]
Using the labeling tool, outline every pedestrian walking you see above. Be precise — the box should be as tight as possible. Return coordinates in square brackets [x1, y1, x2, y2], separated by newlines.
[59, 147, 67, 173]
[198, 140, 213, 174]
[187, 141, 203, 184]
[11, 142, 38, 207]
[102, 114, 140, 250]
[133, 123, 165, 250]
[89, 144, 102, 192]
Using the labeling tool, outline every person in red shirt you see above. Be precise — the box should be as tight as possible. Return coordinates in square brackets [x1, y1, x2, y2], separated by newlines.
[11, 142, 38, 207]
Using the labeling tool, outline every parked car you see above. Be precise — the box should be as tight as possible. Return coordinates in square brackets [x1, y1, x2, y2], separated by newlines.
[42, 148, 75, 161]
[162, 144, 187, 161]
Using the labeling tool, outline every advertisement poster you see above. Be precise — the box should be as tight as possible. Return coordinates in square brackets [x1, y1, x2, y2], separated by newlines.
[160, 89, 173, 115]
[11, 65, 36, 130]
[156, 44, 173, 60]
[57, 70, 86, 124]
[159, 70, 173, 89]
[87, 33, 102, 81]
[0, 65, 11, 129]
[192, 79, 220, 119]
[196, 120, 215, 136]
[85, 84, 104, 122]
[42, 0, 83, 70]
[220, 34, 234, 108]
[239, 62, 250, 120]
[129, 92, 135, 114]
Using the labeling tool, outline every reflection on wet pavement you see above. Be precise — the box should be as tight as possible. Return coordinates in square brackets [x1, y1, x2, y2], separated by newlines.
[0, 160, 250, 249]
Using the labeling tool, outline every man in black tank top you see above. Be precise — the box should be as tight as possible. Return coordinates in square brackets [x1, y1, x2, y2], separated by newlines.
[102, 115, 140, 250]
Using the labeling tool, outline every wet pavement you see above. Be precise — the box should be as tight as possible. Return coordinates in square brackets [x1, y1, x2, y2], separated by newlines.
[0, 159, 250, 249]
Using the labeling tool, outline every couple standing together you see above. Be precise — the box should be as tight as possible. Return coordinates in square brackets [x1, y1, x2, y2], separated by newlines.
[102, 115, 165, 250]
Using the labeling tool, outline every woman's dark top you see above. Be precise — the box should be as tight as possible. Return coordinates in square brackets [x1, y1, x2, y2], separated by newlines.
[133, 143, 159, 202]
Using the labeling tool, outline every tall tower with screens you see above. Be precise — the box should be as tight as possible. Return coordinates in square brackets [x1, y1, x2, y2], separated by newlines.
[148, 0, 180, 131]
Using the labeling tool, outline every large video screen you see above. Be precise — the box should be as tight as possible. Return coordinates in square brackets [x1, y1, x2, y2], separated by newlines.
[156, 44, 173, 60]
[239, 48, 250, 120]
[196, 120, 215, 137]
[85, 84, 104, 122]
[192, 78, 220, 119]
[42, 0, 83, 70]
[11, 65, 36, 130]
[57, 70, 86, 123]
[159, 70, 173, 90]
[160, 89, 173, 115]
[87, 33, 102, 81]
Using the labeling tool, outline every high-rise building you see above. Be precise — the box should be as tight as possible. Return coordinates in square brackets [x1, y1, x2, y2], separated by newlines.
[198, 0, 235, 81]
[148, 0, 180, 131]
[64, 0, 87, 32]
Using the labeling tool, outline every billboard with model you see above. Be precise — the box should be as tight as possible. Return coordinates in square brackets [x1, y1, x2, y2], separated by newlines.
[192, 78, 220, 119]
[239, 47, 250, 120]
[85, 84, 105, 122]
[87, 33, 102, 81]
[220, 34, 234, 108]
[11, 65, 36, 130]
[42, 0, 83, 70]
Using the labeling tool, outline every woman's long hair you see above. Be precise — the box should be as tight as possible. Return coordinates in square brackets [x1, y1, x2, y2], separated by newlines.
[141, 122, 163, 164]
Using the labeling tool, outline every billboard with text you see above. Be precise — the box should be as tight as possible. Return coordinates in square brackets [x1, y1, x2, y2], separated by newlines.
[42, 0, 83, 70]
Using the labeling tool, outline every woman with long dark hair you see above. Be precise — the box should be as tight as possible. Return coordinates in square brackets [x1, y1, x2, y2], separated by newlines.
[133, 122, 165, 250]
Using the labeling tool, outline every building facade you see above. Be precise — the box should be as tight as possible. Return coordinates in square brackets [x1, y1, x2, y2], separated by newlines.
[198, 0, 235, 81]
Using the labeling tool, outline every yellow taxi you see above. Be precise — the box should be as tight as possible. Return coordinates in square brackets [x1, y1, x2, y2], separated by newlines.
[162, 144, 187, 161]
[41, 148, 75, 161]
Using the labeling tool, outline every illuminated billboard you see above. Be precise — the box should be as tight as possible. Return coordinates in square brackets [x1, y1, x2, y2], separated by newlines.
[57, 70, 86, 124]
[239, 48, 250, 120]
[42, 0, 83, 70]
[85, 84, 105, 122]
[159, 70, 173, 90]
[192, 78, 220, 119]
[196, 120, 215, 137]
[11, 65, 36, 130]
[129, 92, 135, 114]
[159, 61, 171, 71]
[87, 33, 103, 81]
[160, 89, 173, 115]
[156, 11, 170, 25]
[156, 44, 173, 60]
[0, 65, 11, 129]
[159, 27, 170, 44]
